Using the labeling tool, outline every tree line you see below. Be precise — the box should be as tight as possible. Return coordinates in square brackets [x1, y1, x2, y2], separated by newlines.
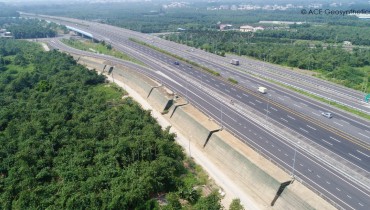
[1, 18, 57, 39]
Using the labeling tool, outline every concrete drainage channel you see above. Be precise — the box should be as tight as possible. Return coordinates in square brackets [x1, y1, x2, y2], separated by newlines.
[74, 54, 336, 210]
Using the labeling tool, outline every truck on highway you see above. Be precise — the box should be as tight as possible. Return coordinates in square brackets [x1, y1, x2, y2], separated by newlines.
[258, 86, 267, 94]
[230, 59, 239, 66]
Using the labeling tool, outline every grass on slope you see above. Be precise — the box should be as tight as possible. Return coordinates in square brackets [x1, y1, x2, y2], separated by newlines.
[61, 38, 146, 66]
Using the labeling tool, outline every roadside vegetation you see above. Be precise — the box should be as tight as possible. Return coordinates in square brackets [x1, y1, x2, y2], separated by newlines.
[0, 18, 58, 39]
[17, 1, 370, 92]
[61, 38, 146, 66]
[0, 39, 233, 209]
[130, 38, 220, 76]
[164, 31, 370, 93]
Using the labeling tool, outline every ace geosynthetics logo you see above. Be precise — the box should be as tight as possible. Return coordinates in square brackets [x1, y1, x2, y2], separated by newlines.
[301, 8, 370, 16]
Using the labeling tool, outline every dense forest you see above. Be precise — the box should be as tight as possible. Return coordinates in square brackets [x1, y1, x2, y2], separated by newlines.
[1, 18, 57, 39]
[19, 2, 366, 33]
[0, 39, 228, 209]
[163, 31, 370, 92]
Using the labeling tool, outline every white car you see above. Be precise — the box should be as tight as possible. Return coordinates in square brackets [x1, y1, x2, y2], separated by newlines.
[322, 112, 333, 118]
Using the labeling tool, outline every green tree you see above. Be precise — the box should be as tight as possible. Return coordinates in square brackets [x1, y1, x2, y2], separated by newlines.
[229, 199, 244, 210]
[194, 191, 223, 210]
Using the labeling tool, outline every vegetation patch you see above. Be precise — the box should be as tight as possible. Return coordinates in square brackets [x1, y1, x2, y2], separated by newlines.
[228, 77, 238, 84]
[61, 38, 146, 66]
[0, 39, 234, 209]
[129, 37, 221, 76]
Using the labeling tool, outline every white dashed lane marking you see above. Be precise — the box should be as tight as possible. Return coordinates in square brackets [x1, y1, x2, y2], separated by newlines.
[357, 150, 370, 158]
[349, 153, 362, 161]
[322, 139, 333, 146]
[287, 115, 295, 120]
[255, 99, 262, 104]
[270, 107, 278, 111]
[293, 104, 302, 108]
[307, 125, 316, 130]
[358, 132, 370, 139]
[330, 136, 341, 143]
[280, 118, 288, 123]
[300, 128, 309, 133]
[333, 121, 343, 127]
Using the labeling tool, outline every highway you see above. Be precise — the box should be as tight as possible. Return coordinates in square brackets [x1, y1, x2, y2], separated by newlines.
[67, 23, 370, 173]
[46, 38, 370, 210]
[32, 14, 370, 146]
[24, 13, 370, 209]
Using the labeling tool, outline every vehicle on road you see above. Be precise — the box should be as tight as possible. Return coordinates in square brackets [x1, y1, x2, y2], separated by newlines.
[322, 112, 333, 118]
[258, 86, 267, 94]
[230, 59, 239, 66]
[174, 61, 179, 65]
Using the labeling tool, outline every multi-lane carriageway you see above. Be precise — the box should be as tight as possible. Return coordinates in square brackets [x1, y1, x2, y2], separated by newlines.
[64, 18, 370, 145]
[49, 38, 370, 210]
[29, 14, 370, 209]
[68, 22, 370, 171]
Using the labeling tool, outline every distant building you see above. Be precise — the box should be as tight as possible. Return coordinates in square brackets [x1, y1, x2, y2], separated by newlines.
[240, 25, 254, 32]
[1, 31, 13, 39]
[259, 21, 304, 25]
[219, 24, 233, 31]
[253, 26, 264, 32]
[240, 25, 264, 32]
[343, 41, 352, 46]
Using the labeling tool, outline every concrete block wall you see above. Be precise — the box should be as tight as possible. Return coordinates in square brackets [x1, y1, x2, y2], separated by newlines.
[74, 55, 335, 210]
[78, 57, 106, 72]
[147, 87, 174, 113]
[169, 105, 221, 147]
[204, 131, 281, 204]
